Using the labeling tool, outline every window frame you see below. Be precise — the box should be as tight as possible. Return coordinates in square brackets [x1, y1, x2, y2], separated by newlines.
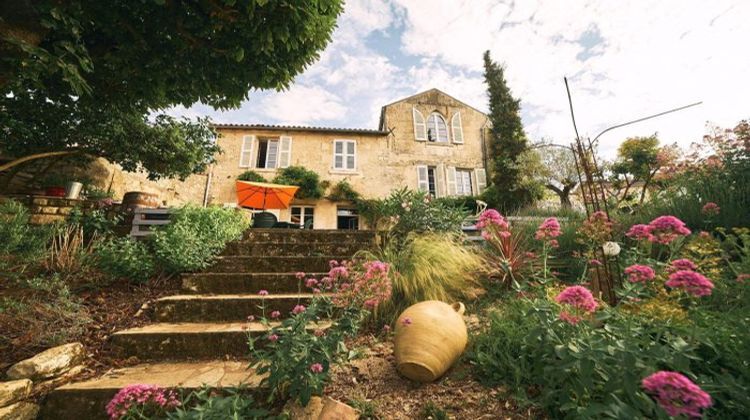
[455, 168, 473, 196]
[332, 139, 357, 171]
[255, 138, 280, 169]
[290, 205, 315, 228]
[427, 112, 449, 143]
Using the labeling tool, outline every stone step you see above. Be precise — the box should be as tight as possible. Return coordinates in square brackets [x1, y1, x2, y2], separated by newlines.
[221, 241, 369, 257]
[207, 255, 346, 273]
[182, 272, 326, 294]
[242, 228, 376, 243]
[110, 321, 329, 360]
[40, 361, 262, 420]
[151, 293, 318, 322]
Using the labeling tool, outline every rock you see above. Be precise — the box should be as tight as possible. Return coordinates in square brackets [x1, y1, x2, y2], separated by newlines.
[7, 343, 86, 380]
[0, 402, 39, 420]
[284, 396, 359, 420]
[0, 379, 32, 407]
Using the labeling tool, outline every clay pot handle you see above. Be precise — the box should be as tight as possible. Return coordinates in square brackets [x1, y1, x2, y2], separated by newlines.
[452, 302, 466, 316]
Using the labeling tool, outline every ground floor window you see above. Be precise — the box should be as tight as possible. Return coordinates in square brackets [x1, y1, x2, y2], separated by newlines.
[455, 169, 473, 196]
[337, 207, 359, 230]
[290, 206, 314, 229]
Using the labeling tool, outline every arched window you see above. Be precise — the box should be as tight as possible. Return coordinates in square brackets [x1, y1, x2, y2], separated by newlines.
[427, 112, 449, 142]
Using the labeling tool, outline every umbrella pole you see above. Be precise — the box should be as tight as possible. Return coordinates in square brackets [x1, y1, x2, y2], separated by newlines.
[262, 192, 267, 211]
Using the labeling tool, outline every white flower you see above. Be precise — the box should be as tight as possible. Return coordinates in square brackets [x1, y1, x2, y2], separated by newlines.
[602, 241, 621, 256]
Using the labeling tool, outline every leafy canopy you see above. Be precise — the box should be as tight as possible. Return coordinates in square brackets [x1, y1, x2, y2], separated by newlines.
[0, 1, 343, 179]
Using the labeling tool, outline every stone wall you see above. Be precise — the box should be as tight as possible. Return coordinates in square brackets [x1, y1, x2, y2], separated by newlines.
[0, 195, 99, 225]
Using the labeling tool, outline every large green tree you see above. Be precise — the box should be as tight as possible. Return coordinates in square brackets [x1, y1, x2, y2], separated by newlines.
[481, 51, 540, 211]
[608, 135, 676, 207]
[534, 143, 579, 208]
[0, 0, 343, 179]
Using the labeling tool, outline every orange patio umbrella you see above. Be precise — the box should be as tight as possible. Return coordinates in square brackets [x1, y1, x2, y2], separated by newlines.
[235, 181, 299, 210]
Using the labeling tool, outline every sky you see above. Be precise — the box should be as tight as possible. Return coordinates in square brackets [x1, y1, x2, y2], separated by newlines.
[169, 0, 750, 158]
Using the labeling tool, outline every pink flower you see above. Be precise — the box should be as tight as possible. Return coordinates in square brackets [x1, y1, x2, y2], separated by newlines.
[270, 310, 281, 319]
[670, 259, 697, 272]
[555, 286, 598, 313]
[309, 363, 324, 373]
[402, 317, 412, 326]
[295, 272, 306, 280]
[314, 329, 325, 337]
[535, 217, 561, 241]
[268, 334, 279, 342]
[382, 325, 391, 333]
[106, 384, 180, 420]
[626, 224, 653, 241]
[292, 304, 306, 315]
[737, 273, 750, 283]
[590, 259, 602, 267]
[305, 278, 318, 288]
[624, 264, 656, 283]
[549, 239, 559, 248]
[701, 202, 720, 216]
[647, 216, 691, 245]
[258, 290, 269, 296]
[642, 371, 712, 418]
[525, 252, 537, 259]
[329, 259, 339, 268]
[246, 315, 255, 322]
[666, 270, 714, 297]
[475, 209, 508, 230]
[558, 311, 583, 325]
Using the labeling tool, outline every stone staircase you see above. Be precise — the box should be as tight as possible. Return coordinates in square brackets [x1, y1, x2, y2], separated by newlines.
[41, 229, 375, 419]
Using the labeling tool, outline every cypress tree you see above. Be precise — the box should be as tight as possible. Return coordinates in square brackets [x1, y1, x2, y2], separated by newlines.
[482, 50, 538, 211]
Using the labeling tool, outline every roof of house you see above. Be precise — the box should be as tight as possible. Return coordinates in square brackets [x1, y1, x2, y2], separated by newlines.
[211, 123, 388, 136]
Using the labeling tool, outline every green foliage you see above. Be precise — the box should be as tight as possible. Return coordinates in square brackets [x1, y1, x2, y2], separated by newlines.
[93, 237, 155, 283]
[358, 188, 468, 244]
[2, 1, 343, 178]
[68, 207, 121, 239]
[362, 233, 484, 323]
[151, 205, 249, 273]
[0, 200, 52, 263]
[272, 166, 325, 200]
[348, 397, 380, 420]
[433, 196, 480, 213]
[420, 401, 449, 420]
[237, 170, 266, 183]
[327, 180, 360, 202]
[167, 388, 268, 419]
[482, 51, 540, 212]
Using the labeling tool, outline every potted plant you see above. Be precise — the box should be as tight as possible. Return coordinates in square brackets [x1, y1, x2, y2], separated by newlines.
[40, 174, 68, 197]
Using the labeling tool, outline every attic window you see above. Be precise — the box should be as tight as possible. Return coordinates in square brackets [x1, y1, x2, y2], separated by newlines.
[427, 113, 449, 142]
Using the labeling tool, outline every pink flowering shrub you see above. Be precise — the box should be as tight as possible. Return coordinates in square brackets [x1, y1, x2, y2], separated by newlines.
[554, 285, 598, 324]
[624, 264, 656, 283]
[625, 224, 653, 241]
[666, 270, 714, 297]
[670, 258, 698, 272]
[249, 259, 392, 406]
[642, 371, 712, 417]
[701, 202, 720, 216]
[106, 384, 179, 419]
[479, 209, 538, 286]
[647, 215, 691, 245]
[535, 217, 561, 242]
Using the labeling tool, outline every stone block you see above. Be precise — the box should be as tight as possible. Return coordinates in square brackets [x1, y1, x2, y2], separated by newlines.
[0, 379, 32, 407]
[29, 214, 65, 225]
[31, 197, 49, 206]
[40, 206, 60, 215]
[57, 207, 73, 215]
[284, 397, 359, 420]
[0, 402, 39, 420]
[7, 343, 86, 380]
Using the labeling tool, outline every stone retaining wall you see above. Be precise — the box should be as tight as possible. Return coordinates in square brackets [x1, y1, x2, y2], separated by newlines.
[0, 195, 99, 224]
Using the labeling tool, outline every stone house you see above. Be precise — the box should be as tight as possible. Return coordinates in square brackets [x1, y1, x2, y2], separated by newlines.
[204, 89, 490, 229]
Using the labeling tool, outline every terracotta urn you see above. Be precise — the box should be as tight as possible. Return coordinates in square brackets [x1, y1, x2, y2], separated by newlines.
[393, 300, 468, 382]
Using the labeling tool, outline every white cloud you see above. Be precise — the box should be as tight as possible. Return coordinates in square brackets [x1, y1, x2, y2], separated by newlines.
[259, 85, 347, 125]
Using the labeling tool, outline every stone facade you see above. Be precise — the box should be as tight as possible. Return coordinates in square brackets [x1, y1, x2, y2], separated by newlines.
[109, 89, 489, 229]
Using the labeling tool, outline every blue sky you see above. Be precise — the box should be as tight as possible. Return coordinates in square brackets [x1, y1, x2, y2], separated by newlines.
[170, 0, 750, 158]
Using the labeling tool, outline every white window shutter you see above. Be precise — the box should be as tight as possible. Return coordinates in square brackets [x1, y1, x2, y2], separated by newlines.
[446, 166, 457, 196]
[451, 112, 463, 144]
[278, 136, 292, 168]
[239, 135, 255, 168]
[413, 108, 427, 141]
[475, 168, 487, 195]
[416, 165, 429, 192]
[436, 164, 446, 197]
[266, 140, 279, 168]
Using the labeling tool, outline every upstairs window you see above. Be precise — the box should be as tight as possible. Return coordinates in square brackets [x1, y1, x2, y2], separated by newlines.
[427, 113, 449, 142]
[333, 139, 356, 170]
[256, 138, 279, 169]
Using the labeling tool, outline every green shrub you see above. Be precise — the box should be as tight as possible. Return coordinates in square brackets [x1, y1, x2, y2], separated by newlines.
[68, 206, 122, 239]
[93, 237, 155, 282]
[151, 205, 248, 273]
[168, 387, 268, 419]
[359, 188, 468, 244]
[272, 166, 325, 199]
[362, 233, 484, 323]
[0, 199, 53, 266]
[327, 180, 360, 202]
[237, 170, 266, 183]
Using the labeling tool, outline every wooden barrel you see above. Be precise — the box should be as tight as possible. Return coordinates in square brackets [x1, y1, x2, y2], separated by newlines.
[121, 191, 160, 214]
[394, 301, 468, 382]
